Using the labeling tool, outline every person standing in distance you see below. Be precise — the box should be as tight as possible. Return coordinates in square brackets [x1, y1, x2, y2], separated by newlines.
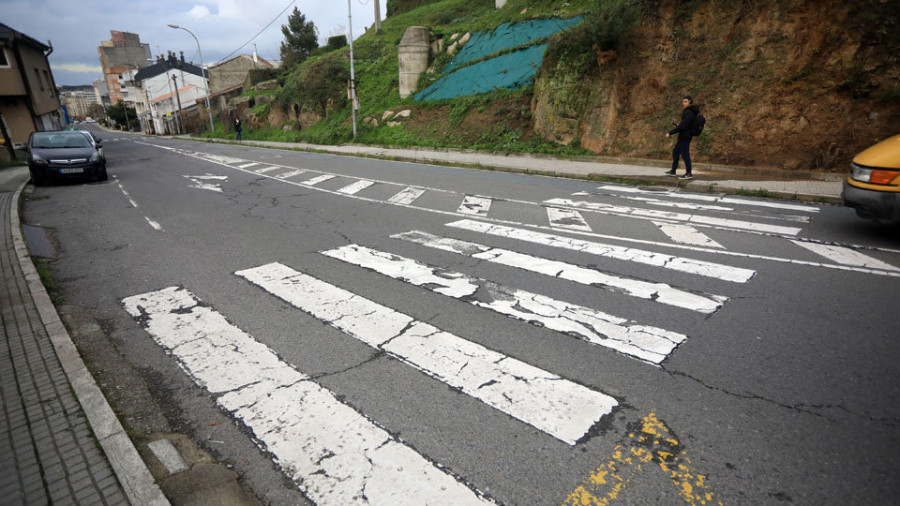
[665, 95, 700, 180]
[234, 117, 243, 141]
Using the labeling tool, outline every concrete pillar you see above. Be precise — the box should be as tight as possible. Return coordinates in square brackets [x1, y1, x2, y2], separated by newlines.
[398, 26, 430, 99]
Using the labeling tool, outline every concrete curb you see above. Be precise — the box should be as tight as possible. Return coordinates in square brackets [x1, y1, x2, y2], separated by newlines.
[10, 180, 170, 506]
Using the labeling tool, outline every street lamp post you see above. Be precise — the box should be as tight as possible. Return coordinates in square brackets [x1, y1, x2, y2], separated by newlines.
[167, 24, 215, 135]
[347, 0, 358, 138]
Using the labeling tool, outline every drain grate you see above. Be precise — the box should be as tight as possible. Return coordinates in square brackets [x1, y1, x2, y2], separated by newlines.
[22, 224, 55, 258]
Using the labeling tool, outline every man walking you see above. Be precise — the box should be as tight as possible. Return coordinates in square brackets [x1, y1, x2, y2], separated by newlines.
[665, 95, 700, 180]
[234, 117, 243, 141]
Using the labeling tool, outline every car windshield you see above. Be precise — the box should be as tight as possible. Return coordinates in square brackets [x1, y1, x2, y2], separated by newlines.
[31, 132, 91, 149]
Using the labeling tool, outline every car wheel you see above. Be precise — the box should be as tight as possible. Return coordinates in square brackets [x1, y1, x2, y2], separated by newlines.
[30, 171, 45, 187]
[97, 165, 108, 182]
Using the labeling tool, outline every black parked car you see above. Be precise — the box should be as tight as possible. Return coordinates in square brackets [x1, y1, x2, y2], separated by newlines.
[26, 130, 108, 185]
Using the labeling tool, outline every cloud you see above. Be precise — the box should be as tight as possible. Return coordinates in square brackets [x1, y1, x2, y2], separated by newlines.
[51, 63, 103, 73]
[189, 5, 212, 19]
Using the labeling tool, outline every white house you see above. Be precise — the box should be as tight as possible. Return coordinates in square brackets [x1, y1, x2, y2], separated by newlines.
[132, 51, 208, 134]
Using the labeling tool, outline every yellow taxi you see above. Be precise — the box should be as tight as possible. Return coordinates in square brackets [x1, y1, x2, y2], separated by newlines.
[842, 134, 900, 223]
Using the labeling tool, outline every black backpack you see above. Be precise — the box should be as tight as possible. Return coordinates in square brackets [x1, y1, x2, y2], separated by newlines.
[692, 111, 706, 136]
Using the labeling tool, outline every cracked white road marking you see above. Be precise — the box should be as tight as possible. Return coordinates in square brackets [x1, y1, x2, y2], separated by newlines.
[654, 222, 725, 249]
[322, 244, 689, 364]
[275, 169, 306, 179]
[791, 241, 899, 271]
[183, 174, 226, 193]
[144, 217, 163, 231]
[546, 198, 802, 235]
[595, 185, 820, 212]
[254, 165, 283, 174]
[448, 219, 756, 283]
[388, 187, 426, 205]
[547, 207, 592, 232]
[237, 263, 618, 444]
[338, 179, 375, 195]
[302, 174, 336, 186]
[458, 196, 492, 216]
[123, 287, 494, 505]
[237, 162, 259, 169]
[392, 231, 727, 314]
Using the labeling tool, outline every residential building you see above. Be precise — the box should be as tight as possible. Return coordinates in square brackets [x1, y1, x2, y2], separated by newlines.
[60, 90, 99, 119]
[133, 51, 209, 134]
[208, 53, 275, 94]
[97, 30, 151, 104]
[0, 22, 63, 153]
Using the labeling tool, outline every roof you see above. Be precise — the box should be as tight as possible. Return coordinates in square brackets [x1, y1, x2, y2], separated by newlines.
[134, 56, 207, 82]
[0, 22, 51, 51]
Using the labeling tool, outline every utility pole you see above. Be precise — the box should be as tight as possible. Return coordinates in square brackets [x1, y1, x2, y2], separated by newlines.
[172, 74, 184, 134]
[374, 0, 381, 33]
[348, 0, 358, 138]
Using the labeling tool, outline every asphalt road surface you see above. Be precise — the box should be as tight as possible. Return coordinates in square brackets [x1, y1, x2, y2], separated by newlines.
[21, 129, 900, 505]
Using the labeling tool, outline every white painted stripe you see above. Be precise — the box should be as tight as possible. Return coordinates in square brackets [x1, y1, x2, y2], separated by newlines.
[302, 174, 336, 186]
[237, 263, 618, 443]
[388, 187, 426, 205]
[123, 287, 493, 505]
[237, 162, 259, 169]
[654, 222, 724, 249]
[254, 165, 282, 174]
[145, 217, 163, 231]
[547, 207, 591, 232]
[275, 169, 306, 179]
[791, 241, 899, 271]
[457, 196, 492, 216]
[596, 185, 820, 212]
[546, 198, 802, 236]
[183, 175, 223, 193]
[626, 196, 734, 211]
[393, 231, 727, 314]
[447, 219, 756, 283]
[337, 179, 375, 195]
[115, 178, 139, 208]
[322, 245, 689, 364]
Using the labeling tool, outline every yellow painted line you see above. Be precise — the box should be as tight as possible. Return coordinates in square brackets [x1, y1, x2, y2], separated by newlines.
[564, 413, 722, 506]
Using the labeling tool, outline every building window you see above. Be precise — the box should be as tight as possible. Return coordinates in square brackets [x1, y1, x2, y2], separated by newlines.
[0, 48, 9, 68]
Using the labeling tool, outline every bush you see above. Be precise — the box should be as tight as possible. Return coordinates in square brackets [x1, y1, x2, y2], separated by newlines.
[586, 0, 640, 51]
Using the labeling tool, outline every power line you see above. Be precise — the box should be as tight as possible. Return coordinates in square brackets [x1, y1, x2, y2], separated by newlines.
[217, 0, 296, 63]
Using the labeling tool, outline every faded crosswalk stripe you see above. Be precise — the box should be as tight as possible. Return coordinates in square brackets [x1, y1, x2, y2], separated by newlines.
[447, 219, 756, 283]
[237, 162, 259, 169]
[458, 196, 492, 216]
[654, 222, 725, 249]
[545, 198, 803, 235]
[547, 207, 591, 231]
[392, 231, 727, 314]
[254, 166, 283, 174]
[791, 241, 899, 271]
[123, 287, 494, 505]
[388, 187, 426, 205]
[237, 262, 618, 444]
[595, 185, 820, 212]
[322, 244, 689, 364]
[338, 180, 375, 195]
[275, 169, 306, 179]
[302, 174, 336, 186]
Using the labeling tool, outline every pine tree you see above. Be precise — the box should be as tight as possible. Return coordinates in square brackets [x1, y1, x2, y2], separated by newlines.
[280, 7, 319, 69]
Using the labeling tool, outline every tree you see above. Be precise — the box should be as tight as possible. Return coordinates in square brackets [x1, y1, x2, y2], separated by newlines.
[105, 102, 137, 130]
[280, 7, 319, 69]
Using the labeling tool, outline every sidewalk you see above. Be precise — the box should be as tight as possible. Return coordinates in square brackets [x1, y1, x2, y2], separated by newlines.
[1, 166, 168, 505]
[166, 134, 845, 204]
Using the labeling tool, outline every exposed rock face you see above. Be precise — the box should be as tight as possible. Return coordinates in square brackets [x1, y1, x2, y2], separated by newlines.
[254, 80, 278, 92]
[398, 26, 431, 99]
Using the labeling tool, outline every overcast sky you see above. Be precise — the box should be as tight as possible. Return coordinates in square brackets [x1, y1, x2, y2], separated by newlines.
[4, 0, 383, 86]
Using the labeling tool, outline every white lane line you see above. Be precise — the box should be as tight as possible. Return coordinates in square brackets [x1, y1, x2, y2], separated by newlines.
[547, 207, 591, 232]
[237, 162, 259, 169]
[115, 177, 139, 208]
[458, 196, 492, 216]
[791, 241, 899, 271]
[322, 245, 688, 364]
[393, 231, 727, 314]
[275, 169, 306, 179]
[302, 174, 336, 186]
[254, 166, 283, 174]
[145, 217, 163, 231]
[546, 198, 802, 236]
[595, 185, 820, 212]
[654, 222, 724, 249]
[388, 187, 426, 205]
[237, 263, 618, 444]
[448, 219, 756, 283]
[123, 287, 494, 505]
[623, 196, 734, 212]
[337, 180, 376, 195]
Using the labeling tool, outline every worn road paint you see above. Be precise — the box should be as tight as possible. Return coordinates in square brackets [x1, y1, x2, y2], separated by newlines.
[236, 262, 618, 444]
[791, 240, 899, 271]
[596, 185, 819, 213]
[183, 175, 224, 193]
[254, 165, 283, 174]
[274, 169, 306, 179]
[447, 219, 756, 283]
[654, 222, 725, 249]
[123, 287, 495, 505]
[301, 174, 336, 186]
[393, 231, 727, 314]
[458, 196, 492, 216]
[547, 207, 592, 231]
[144, 217, 163, 231]
[388, 187, 426, 205]
[237, 162, 259, 169]
[338, 179, 375, 195]
[322, 244, 688, 363]
[564, 413, 722, 506]
[545, 198, 803, 236]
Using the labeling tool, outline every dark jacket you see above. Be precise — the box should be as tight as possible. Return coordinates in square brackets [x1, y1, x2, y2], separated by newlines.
[234, 119, 242, 132]
[669, 105, 699, 141]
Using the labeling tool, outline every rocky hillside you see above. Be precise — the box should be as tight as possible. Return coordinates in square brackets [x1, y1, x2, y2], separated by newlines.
[258, 0, 898, 172]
